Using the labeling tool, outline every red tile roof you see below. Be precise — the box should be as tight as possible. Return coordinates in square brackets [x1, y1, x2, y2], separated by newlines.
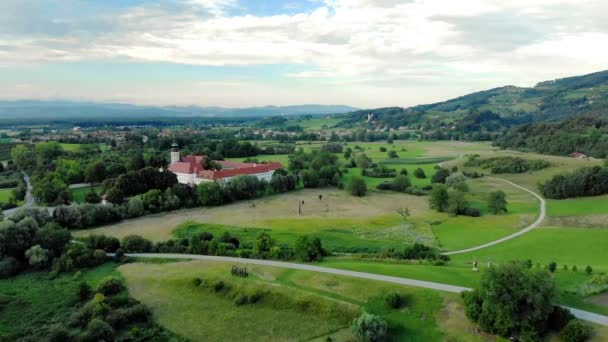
[167, 155, 283, 181]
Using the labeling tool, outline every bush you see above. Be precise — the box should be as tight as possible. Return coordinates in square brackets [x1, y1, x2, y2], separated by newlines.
[96, 277, 125, 296]
[352, 312, 388, 342]
[86, 318, 114, 342]
[463, 207, 481, 217]
[585, 265, 593, 275]
[348, 176, 367, 197]
[78, 281, 92, 301]
[560, 319, 592, 342]
[0, 257, 21, 279]
[121, 235, 152, 253]
[385, 292, 403, 309]
[540, 166, 608, 199]
[413, 168, 426, 179]
[547, 305, 574, 331]
[548, 261, 557, 273]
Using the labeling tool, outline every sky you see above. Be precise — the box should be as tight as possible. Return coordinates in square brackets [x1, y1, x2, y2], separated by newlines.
[1, 0, 607, 108]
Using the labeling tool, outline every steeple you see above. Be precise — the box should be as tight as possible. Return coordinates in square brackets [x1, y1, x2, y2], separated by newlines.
[170, 141, 180, 164]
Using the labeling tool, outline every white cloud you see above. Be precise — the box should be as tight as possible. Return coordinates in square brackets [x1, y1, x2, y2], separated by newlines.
[1, 0, 607, 106]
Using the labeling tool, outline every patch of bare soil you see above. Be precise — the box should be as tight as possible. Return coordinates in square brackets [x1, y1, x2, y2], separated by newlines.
[587, 292, 608, 307]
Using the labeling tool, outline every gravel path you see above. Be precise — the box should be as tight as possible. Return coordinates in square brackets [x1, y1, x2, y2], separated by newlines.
[119, 253, 608, 326]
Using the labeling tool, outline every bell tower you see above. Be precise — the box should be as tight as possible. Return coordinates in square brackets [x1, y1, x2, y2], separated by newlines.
[170, 142, 180, 164]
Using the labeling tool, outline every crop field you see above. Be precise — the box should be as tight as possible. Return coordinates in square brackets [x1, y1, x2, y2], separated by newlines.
[119, 259, 488, 342]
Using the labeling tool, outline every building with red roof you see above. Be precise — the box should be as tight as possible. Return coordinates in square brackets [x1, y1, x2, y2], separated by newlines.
[166, 144, 284, 185]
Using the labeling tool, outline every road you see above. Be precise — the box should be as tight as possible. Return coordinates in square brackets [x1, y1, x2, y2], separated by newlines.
[118, 253, 608, 326]
[2, 171, 34, 217]
[442, 177, 546, 255]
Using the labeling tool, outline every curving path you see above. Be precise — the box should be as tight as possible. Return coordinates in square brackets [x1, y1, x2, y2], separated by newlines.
[2, 172, 34, 217]
[441, 177, 546, 255]
[116, 253, 608, 326]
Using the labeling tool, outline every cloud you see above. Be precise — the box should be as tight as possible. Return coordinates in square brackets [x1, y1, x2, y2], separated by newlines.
[1, 0, 607, 106]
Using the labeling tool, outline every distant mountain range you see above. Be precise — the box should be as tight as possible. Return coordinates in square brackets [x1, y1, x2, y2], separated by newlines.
[0, 101, 358, 119]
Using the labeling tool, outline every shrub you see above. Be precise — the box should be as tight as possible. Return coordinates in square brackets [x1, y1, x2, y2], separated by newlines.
[413, 168, 426, 179]
[86, 318, 114, 342]
[547, 305, 575, 331]
[548, 262, 557, 273]
[487, 190, 508, 214]
[572, 265, 578, 272]
[78, 281, 92, 301]
[193, 277, 202, 287]
[385, 292, 403, 309]
[463, 207, 481, 217]
[348, 176, 367, 197]
[0, 257, 21, 279]
[560, 320, 592, 342]
[114, 248, 125, 261]
[585, 265, 593, 275]
[121, 235, 152, 253]
[25, 245, 50, 268]
[352, 312, 388, 342]
[96, 277, 125, 296]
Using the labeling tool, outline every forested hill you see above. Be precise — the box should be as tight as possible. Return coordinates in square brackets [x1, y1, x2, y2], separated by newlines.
[335, 70, 608, 141]
[496, 113, 608, 158]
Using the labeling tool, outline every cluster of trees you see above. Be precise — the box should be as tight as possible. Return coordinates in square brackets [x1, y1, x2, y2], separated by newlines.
[0, 208, 115, 278]
[377, 243, 449, 263]
[289, 150, 342, 188]
[428, 173, 480, 217]
[376, 175, 425, 196]
[114, 231, 326, 263]
[465, 156, 550, 174]
[462, 261, 592, 341]
[496, 114, 608, 158]
[362, 165, 397, 178]
[102, 167, 178, 204]
[49, 276, 174, 341]
[540, 166, 608, 199]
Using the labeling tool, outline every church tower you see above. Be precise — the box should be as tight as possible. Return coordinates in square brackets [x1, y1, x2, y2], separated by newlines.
[170, 142, 180, 164]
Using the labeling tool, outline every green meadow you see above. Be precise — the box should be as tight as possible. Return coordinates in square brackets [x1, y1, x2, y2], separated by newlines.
[120, 259, 489, 342]
[70, 185, 103, 203]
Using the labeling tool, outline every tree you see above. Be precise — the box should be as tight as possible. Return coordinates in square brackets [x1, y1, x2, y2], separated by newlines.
[127, 151, 145, 171]
[431, 168, 450, 184]
[548, 261, 557, 273]
[487, 190, 508, 214]
[391, 175, 411, 192]
[461, 261, 556, 338]
[85, 161, 107, 184]
[294, 236, 324, 262]
[348, 176, 367, 197]
[84, 190, 101, 204]
[560, 319, 592, 342]
[445, 172, 468, 191]
[197, 182, 224, 206]
[413, 168, 426, 179]
[121, 235, 152, 253]
[11, 145, 36, 171]
[447, 189, 468, 216]
[253, 232, 275, 259]
[387, 150, 398, 158]
[352, 313, 388, 342]
[25, 245, 50, 268]
[355, 153, 372, 169]
[585, 265, 593, 275]
[105, 187, 125, 205]
[126, 197, 145, 218]
[86, 318, 114, 341]
[429, 184, 449, 212]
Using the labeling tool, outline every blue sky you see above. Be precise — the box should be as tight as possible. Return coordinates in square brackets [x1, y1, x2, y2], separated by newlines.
[1, 0, 607, 108]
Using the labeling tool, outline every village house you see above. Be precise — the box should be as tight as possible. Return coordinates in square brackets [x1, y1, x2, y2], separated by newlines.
[166, 143, 283, 185]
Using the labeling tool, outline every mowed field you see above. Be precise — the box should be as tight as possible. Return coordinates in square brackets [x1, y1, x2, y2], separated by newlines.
[70, 185, 102, 203]
[119, 259, 492, 342]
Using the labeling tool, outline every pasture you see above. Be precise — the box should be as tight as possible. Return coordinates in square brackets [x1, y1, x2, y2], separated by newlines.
[119, 259, 485, 342]
[0, 188, 14, 203]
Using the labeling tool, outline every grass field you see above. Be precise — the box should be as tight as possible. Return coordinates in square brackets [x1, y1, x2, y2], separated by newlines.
[0, 188, 14, 203]
[0, 263, 118, 340]
[70, 185, 102, 203]
[120, 259, 493, 342]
